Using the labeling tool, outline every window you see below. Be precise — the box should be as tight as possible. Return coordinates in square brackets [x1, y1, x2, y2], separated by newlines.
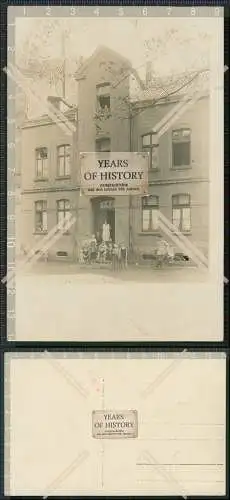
[142, 195, 159, 232]
[57, 145, 71, 177]
[172, 128, 191, 168]
[57, 199, 71, 231]
[56, 251, 68, 257]
[99, 200, 114, 209]
[35, 147, 48, 179]
[35, 201, 47, 233]
[172, 194, 191, 232]
[142, 134, 159, 169]
[96, 83, 110, 113]
[95, 138, 111, 153]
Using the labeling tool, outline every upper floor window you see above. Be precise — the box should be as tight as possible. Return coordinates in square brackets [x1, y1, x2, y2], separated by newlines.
[95, 138, 111, 153]
[35, 147, 48, 179]
[35, 200, 47, 233]
[57, 144, 71, 177]
[142, 133, 159, 170]
[96, 82, 111, 113]
[172, 194, 191, 232]
[172, 128, 191, 168]
[57, 199, 71, 231]
[142, 195, 159, 232]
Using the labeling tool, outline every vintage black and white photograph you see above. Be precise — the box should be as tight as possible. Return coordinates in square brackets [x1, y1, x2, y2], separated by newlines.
[7, 6, 224, 341]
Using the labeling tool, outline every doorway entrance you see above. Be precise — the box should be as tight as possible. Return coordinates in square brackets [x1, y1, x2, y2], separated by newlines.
[91, 197, 115, 242]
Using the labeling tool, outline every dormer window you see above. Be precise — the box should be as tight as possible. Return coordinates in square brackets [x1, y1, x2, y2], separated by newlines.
[96, 83, 111, 114]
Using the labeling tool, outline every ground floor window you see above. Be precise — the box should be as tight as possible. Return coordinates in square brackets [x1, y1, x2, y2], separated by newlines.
[35, 200, 48, 233]
[172, 194, 191, 232]
[142, 195, 159, 232]
[57, 199, 71, 231]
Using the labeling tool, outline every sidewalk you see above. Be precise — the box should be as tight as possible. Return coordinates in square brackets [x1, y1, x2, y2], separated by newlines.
[15, 259, 207, 283]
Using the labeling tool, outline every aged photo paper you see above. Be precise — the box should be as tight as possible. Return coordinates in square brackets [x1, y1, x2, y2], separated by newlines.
[5, 352, 226, 496]
[6, 6, 224, 341]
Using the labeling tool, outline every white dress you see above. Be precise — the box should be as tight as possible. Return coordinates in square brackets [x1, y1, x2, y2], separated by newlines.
[102, 223, 111, 242]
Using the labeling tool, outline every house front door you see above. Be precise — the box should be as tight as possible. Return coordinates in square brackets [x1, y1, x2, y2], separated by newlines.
[91, 197, 115, 242]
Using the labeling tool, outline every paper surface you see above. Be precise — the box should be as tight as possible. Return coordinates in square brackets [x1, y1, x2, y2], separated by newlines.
[5, 353, 226, 496]
[6, 7, 224, 342]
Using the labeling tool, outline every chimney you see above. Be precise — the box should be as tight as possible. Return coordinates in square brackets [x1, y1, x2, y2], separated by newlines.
[145, 61, 153, 86]
[47, 96, 62, 109]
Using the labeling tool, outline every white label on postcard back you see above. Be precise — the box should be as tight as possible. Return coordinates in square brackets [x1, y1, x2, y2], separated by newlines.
[92, 409, 138, 439]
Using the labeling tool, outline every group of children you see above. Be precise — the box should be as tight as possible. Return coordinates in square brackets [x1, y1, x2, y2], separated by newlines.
[79, 235, 128, 269]
[80, 229, 174, 269]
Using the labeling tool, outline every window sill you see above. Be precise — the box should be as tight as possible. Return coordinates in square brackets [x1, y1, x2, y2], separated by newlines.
[33, 231, 48, 235]
[139, 230, 192, 236]
[139, 231, 161, 236]
[54, 230, 71, 236]
[174, 231, 192, 236]
[171, 165, 192, 171]
[34, 178, 49, 182]
[55, 176, 71, 180]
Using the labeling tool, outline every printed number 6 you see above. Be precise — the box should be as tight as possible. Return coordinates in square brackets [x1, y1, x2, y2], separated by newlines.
[143, 7, 148, 16]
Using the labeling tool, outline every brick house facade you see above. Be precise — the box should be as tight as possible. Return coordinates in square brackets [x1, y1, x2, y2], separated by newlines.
[20, 46, 209, 261]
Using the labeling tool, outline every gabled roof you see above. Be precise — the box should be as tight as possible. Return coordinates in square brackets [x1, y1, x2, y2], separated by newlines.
[20, 100, 77, 129]
[75, 45, 132, 80]
[132, 68, 210, 104]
